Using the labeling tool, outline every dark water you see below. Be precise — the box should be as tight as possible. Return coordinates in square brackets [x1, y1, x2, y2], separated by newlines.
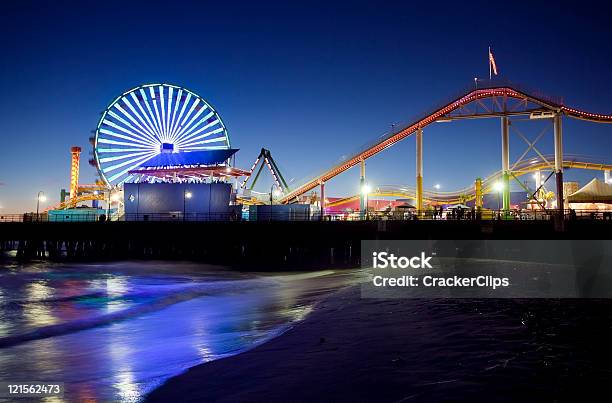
[0, 261, 363, 402]
[388, 297, 612, 402]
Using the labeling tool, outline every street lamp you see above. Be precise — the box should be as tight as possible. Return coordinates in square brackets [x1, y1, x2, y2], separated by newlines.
[434, 184, 441, 190]
[36, 191, 46, 222]
[183, 190, 192, 221]
[270, 185, 282, 205]
[361, 183, 371, 220]
[493, 181, 504, 212]
[107, 192, 120, 221]
[270, 185, 282, 221]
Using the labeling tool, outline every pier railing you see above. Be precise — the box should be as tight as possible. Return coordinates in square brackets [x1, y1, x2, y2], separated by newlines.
[1, 210, 610, 223]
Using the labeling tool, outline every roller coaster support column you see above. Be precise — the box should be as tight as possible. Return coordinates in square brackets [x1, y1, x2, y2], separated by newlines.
[416, 128, 423, 214]
[554, 114, 564, 215]
[501, 117, 510, 214]
[70, 146, 82, 205]
[474, 178, 483, 209]
[320, 182, 325, 220]
[360, 160, 366, 220]
[605, 170, 610, 184]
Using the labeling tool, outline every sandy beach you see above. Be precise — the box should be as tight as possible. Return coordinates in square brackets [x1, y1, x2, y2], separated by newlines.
[146, 285, 612, 402]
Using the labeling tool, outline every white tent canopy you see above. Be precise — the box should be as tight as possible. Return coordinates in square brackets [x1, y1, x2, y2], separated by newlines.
[447, 204, 470, 209]
[567, 178, 612, 203]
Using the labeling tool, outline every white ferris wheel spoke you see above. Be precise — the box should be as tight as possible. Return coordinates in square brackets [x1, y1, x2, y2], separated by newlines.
[180, 145, 228, 151]
[128, 91, 160, 141]
[178, 134, 226, 149]
[167, 89, 183, 140]
[120, 96, 160, 144]
[99, 127, 158, 148]
[171, 102, 209, 144]
[173, 98, 200, 142]
[166, 87, 174, 140]
[141, 88, 163, 139]
[169, 92, 192, 140]
[159, 85, 167, 142]
[99, 150, 156, 163]
[174, 111, 215, 144]
[101, 118, 159, 147]
[98, 138, 153, 148]
[97, 147, 158, 153]
[176, 127, 225, 148]
[104, 151, 158, 173]
[149, 87, 165, 143]
[135, 89, 163, 140]
[174, 114, 218, 145]
[107, 107, 158, 146]
[95, 84, 230, 186]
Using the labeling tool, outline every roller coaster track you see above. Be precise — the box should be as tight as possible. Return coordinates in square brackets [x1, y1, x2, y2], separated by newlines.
[280, 84, 612, 204]
[325, 155, 612, 207]
[45, 193, 106, 212]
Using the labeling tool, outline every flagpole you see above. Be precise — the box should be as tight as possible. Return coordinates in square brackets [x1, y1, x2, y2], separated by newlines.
[488, 46, 491, 80]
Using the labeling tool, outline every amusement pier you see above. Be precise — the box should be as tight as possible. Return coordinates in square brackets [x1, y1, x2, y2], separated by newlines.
[1, 80, 612, 263]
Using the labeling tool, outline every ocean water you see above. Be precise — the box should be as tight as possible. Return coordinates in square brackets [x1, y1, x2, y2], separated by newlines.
[0, 261, 363, 402]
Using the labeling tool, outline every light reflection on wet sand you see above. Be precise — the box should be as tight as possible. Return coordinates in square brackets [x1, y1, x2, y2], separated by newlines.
[0, 262, 363, 402]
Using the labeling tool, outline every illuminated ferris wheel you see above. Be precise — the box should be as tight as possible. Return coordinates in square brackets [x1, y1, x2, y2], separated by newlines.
[93, 83, 230, 187]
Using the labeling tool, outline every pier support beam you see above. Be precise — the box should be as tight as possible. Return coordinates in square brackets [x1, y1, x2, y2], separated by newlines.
[416, 128, 423, 213]
[474, 178, 483, 209]
[359, 160, 366, 219]
[554, 114, 564, 215]
[501, 116, 510, 213]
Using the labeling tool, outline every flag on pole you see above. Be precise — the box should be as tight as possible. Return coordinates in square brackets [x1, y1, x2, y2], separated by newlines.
[489, 46, 498, 79]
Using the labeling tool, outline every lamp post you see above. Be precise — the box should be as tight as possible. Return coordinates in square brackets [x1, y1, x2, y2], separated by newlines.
[269, 185, 283, 221]
[493, 181, 503, 217]
[183, 190, 192, 221]
[361, 183, 371, 220]
[107, 192, 119, 221]
[36, 191, 46, 222]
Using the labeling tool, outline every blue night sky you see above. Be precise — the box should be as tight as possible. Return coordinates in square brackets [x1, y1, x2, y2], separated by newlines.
[1, 1, 611, 213]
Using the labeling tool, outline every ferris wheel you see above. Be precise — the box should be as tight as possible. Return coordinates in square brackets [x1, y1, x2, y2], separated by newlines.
[93, 83, 230, 187]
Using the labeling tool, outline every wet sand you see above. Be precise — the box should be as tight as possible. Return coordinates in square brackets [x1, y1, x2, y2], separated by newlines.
[146, 286, 612, 402]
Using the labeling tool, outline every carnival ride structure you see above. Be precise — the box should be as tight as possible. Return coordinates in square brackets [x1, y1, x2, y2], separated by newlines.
[93, 83, 233, 187]
[325, 155, 612, 209]
[279, 81, 612, 215]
